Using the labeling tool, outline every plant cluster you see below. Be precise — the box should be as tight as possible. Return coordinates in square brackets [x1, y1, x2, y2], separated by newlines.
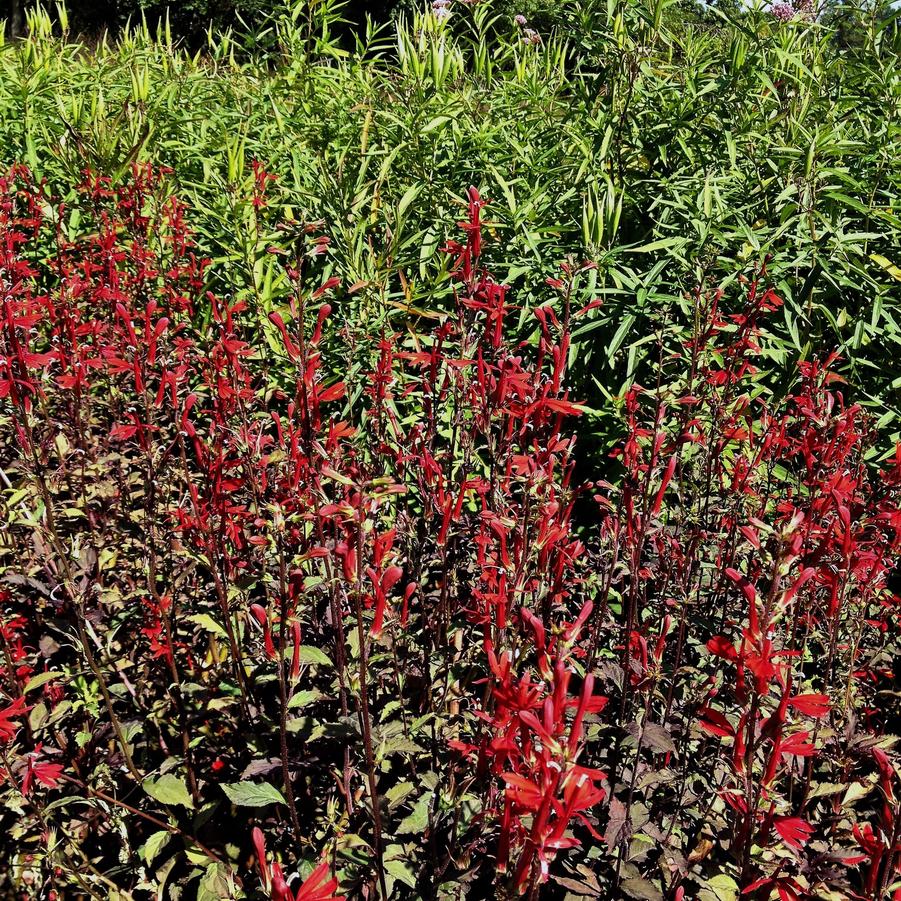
[1, 165, 900, 900]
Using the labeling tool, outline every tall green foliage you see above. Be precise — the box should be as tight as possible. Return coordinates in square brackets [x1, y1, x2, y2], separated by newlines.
[1, 0, 900, 452]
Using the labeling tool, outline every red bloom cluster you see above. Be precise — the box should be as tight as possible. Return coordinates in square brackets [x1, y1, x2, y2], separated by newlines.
[1, 166, 900, 900]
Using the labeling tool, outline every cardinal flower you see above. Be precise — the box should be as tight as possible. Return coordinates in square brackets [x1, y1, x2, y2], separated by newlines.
[252, 827, 344, 901]
[773, 816, 814, 849]
[21, 745, 63, 795]
[0, 696, 28, 742]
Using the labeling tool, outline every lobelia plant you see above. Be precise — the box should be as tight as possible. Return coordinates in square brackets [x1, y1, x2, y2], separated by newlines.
[0, 165, 900, 900]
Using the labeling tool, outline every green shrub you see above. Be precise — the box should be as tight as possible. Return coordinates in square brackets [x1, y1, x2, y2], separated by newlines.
[1, 0, 899, 456]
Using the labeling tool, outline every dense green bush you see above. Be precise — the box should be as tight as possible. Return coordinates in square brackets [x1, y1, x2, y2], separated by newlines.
[1, 0, 900, 455]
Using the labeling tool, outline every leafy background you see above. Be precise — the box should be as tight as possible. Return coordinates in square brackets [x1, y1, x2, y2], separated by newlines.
[1, 0, 899, 458]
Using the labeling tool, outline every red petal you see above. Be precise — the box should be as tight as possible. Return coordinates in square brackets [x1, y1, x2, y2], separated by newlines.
[698, 707, 735, 738]
[788, 693, 830, 718]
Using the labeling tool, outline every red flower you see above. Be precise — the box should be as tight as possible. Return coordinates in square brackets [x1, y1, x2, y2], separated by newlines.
[0, 696, 28, 742]
[778, 731, 816, 757]
[292, 861, 345, 901]
[706, 635, 738, 660]
[697, 707, 735, 738]
[787, 693, 830, 718]
[21, 746, 63, 795]
[742, 874, 806, 900]
[252, 827, 344, 901]
[773, 816, 814, 849]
